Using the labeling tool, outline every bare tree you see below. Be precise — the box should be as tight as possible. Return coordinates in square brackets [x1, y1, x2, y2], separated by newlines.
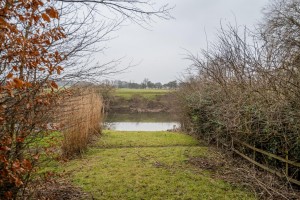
[51, 0, 173, 84]
[261, 0, 300, 58]
[260, 0, 300, 102]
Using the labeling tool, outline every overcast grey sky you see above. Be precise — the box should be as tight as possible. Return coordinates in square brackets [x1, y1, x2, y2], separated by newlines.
[103, 0, 270, 83]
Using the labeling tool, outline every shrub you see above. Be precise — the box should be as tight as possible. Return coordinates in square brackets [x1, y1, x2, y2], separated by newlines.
[177, 0, 300, 183]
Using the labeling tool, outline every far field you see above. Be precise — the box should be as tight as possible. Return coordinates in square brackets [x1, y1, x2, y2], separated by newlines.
[110, 88, 175, 113]
[115, 88, 170, 100]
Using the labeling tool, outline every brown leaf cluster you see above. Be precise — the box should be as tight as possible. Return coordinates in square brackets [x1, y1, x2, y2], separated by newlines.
[0, 0, 66, 199]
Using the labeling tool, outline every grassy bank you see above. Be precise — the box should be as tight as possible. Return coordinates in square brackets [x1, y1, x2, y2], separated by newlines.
[110, 88, 175, 113]
[115, 88, 169, 100]
[96, 130, 199, 148]
[44, 131, 254, 199]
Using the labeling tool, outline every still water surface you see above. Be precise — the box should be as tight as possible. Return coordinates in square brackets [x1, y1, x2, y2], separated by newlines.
[105, 112, 179, 131]
[106, 122, 179, 131]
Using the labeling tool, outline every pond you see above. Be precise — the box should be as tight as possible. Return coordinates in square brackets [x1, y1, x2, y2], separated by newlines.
[104, 112, 180, 131]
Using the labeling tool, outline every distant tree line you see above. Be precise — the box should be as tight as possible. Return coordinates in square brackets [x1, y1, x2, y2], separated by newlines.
[102, 78, 179, 89]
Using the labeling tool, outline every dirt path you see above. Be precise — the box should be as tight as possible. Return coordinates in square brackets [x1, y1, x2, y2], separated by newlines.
[62, 131, 254, 200]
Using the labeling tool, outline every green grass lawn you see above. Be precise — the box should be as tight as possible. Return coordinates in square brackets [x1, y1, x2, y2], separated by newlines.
[53, 131, 254, 200]
[96, 130, 199, 148]
[28, 131, 63, 148]
[29, 131, 63, 174]
[115, 88, 170, 100]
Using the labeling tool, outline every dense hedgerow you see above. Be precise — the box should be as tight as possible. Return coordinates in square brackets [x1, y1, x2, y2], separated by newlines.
[177, 0, 300, 182]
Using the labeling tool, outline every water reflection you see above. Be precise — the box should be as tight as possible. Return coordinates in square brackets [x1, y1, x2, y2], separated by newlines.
[106, 112, 178, 123]
[106, 122, 179, 131]
[104, 112, 179, 131]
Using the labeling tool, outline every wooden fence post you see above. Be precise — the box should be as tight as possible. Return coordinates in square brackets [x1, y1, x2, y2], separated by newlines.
[285, 149, 289, 176]
[253, 143, 256, 168]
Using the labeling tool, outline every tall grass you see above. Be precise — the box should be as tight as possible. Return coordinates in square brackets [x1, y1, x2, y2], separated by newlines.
[57, 87, 103, 158]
